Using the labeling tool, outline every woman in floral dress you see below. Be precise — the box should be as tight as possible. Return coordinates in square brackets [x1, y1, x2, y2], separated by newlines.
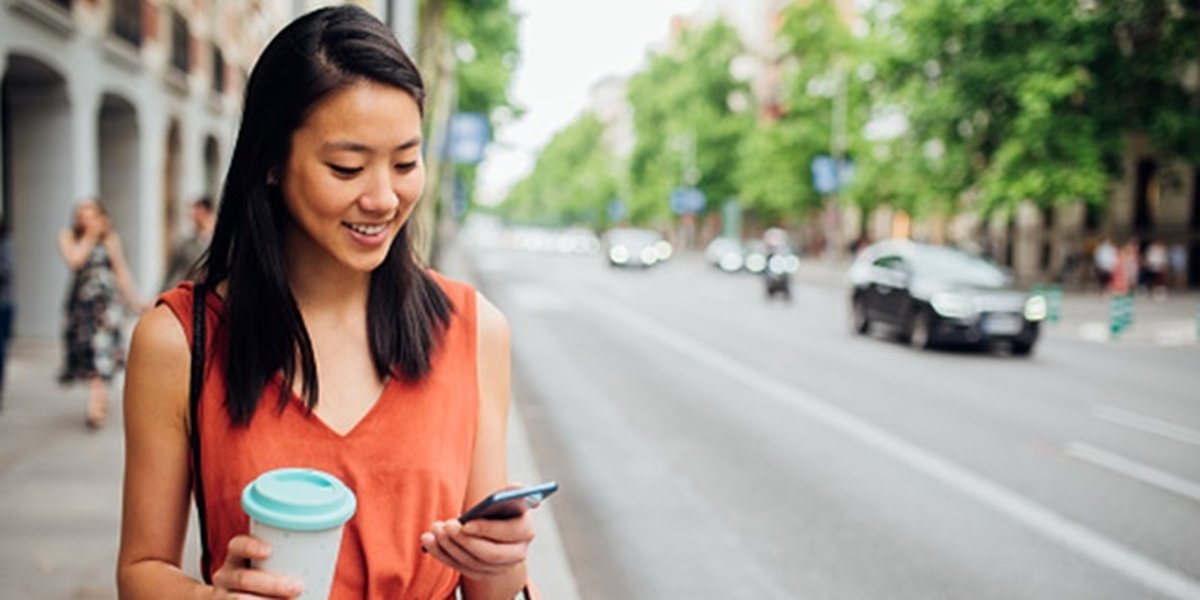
[58, 199, 145, 428]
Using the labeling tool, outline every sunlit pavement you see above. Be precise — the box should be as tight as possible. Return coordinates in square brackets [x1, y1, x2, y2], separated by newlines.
[465, 242, 1200, 600]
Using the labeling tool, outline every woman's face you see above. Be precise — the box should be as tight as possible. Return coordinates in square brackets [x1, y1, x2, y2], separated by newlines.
[75, 201, 102, 232]
[280, 81, 425, 275]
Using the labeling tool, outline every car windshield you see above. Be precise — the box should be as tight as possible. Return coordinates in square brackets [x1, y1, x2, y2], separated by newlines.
[608, 229, 661, 246]
[912, 246, 1008, 288]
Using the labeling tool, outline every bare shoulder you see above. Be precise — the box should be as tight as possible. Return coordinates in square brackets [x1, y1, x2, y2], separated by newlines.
[131, 304, 188, 360]
[475, 291, 509, 346]
[125, 304, 190, 426]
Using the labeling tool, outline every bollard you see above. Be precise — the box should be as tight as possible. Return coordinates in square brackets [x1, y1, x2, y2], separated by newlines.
[1047, 284, 1063, 323]
[1109, 294, 1133, 339]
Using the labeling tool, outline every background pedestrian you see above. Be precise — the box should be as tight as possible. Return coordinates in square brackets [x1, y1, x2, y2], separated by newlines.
[161, 196, 216, 290]
[57, 198, 145, 428]
[0, 221, 12, 412]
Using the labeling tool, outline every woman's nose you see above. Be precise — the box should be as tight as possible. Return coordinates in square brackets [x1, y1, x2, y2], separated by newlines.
[359, 168, 399, 214]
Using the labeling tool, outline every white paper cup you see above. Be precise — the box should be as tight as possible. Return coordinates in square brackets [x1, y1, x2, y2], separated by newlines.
[241, 468, 357, 599]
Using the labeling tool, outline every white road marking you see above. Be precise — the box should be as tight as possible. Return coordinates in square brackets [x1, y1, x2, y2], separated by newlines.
[1066, 442, 1200, 504]
[1093, 406, 1200, 448]
[574, 289, 1200, 600]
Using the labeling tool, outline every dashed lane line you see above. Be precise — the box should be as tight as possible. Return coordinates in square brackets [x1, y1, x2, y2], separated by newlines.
[1066, 442, 1200, 504]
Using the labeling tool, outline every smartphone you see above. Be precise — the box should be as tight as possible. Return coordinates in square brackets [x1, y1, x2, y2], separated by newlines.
[458, 482, 559, 523]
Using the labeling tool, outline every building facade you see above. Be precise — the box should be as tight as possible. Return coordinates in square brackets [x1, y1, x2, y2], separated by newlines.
[1, 0, 294, 341]
[1, 0, 422, 342]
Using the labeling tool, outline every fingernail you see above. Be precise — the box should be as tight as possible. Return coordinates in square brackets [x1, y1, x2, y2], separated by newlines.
[288, 578, 305, 593]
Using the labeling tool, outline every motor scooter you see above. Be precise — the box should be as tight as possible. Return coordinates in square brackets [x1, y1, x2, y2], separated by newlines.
[763, 252, 798, 300]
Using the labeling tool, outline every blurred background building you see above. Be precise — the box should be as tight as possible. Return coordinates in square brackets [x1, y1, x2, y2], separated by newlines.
[0, 0, 420, 342]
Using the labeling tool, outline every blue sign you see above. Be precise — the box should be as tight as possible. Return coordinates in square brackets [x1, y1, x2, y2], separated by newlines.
[607, 199, 626, 222]
[669, 187, 706, 215]
[811, 155, 855, 194]
[446, 113, 490, 164]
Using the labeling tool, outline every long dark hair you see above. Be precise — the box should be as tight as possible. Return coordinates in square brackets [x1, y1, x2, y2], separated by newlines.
[200, 5, 452, 426]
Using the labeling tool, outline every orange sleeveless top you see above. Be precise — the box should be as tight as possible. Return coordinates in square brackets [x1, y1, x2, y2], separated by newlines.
[157, 274, 477, 599]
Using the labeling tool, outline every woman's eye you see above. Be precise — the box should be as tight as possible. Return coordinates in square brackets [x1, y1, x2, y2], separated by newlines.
[395, 161, 418, 173]
[329, 164, 363, 177]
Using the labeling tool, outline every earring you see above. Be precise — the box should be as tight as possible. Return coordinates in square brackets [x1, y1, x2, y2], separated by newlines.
[266, 170, 279, 186]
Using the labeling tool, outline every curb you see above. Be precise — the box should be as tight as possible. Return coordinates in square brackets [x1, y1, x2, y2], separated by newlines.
[433, 239, 582, 600]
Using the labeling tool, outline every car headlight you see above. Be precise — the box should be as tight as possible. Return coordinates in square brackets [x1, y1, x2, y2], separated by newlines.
[1024, 295, 1048, 321]
[609, 246, 629, 264]
[930, 292, 976, 319]
[654, 240, 673, 261]
[719, 254, 743, 272]
[640, 246, 659, 265]
[745, 254, 766, 273]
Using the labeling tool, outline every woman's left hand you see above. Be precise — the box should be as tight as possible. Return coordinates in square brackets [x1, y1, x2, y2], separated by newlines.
[420, 511, 535, 580]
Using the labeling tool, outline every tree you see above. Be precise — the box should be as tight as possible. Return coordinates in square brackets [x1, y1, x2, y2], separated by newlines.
[876, 0, 1200, 217]
[499, 114, 620, 228]
[626, 19, 753, 227]
[736, 0, 865, 222]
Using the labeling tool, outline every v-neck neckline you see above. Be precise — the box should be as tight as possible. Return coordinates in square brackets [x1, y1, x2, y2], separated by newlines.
[277, 373, 393, 439]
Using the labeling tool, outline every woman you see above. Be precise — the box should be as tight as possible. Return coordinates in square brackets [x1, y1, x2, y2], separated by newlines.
[117, 6, 536, 599]
[58, 199, 143, 428]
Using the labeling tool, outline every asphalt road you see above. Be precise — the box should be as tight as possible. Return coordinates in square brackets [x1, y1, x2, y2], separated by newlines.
[467, 244, 1200, 600]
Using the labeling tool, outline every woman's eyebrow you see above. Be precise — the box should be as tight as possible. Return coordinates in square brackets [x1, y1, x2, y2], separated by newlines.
[321, 136, 421, 153]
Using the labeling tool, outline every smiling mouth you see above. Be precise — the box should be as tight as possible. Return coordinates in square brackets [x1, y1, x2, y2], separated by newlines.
[344, 221, 390, 236]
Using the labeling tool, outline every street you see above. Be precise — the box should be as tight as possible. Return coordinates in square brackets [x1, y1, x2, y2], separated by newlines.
[467, 242, 1200, 600]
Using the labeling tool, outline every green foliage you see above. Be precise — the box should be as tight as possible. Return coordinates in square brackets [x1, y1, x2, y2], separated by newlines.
[626, 20, 753, 226]
[876, 0, 1200, 215]
[443, 0, 521, 211]
[736, 0, 862, 221]
[499, 114, 620, 227]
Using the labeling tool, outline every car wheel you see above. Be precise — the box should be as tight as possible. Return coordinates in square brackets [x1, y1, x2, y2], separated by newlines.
[851, 298, 869, 335]
[909, 309, 934, 350]
[1012, 340, 1035, 356]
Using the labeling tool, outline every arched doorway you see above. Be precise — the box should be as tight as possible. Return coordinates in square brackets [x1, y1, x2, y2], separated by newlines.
[2, 54, 73, 341]
[98, 93, 141, 286]
[203, 134, 220, 199]
[163, 119, 182, 270]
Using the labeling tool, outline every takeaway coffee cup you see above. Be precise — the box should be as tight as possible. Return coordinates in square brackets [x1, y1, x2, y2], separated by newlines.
[241, 468, 357, 599]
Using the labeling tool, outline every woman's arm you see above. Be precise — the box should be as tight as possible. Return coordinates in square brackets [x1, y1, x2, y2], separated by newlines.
[116, 305, 210, 598]
[58, 229, 97, 272]
[118, 306, 304, 599]
[104, 235, 147, 311]
[423, 292, 532, 600]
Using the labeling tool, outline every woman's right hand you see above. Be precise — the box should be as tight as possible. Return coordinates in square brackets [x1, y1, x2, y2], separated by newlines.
[211, 535, 305, 599]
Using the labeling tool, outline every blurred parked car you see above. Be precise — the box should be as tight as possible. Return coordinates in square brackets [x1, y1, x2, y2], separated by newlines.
[704, 237, 745, 273]
[603, 228, 672, 268]
[848, 240, 1045, 354]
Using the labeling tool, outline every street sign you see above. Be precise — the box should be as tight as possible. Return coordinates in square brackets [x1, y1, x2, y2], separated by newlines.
[811, 155, 855, 194]
[607, 199, 626, 222]
[446, 113, 490, 164]
[669, 186, 706, 215]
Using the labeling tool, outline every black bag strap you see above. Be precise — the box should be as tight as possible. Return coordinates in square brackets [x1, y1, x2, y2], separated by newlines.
[189, 282, 213, 583]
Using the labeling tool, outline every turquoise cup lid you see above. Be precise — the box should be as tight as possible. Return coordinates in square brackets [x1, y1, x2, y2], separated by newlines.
[241, 468, 357, 532]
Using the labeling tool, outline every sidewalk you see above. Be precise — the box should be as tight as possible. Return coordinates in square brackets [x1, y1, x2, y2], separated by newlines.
[793, 257, 1200, 348]
[0, 293, 579, 598]
[434, 237, 581, 600]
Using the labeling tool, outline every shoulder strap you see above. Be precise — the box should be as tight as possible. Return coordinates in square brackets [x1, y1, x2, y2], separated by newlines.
[189, 283, 214, 583]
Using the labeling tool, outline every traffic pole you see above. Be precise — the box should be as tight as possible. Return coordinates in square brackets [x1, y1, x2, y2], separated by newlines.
[1110, 294, 1133, 340]
[1047, 284, 1062, 323]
